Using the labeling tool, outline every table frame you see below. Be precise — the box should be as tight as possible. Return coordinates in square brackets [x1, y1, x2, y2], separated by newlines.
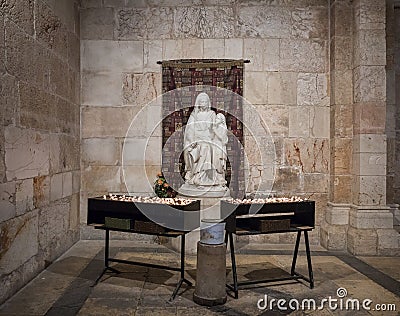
[225, 228, 314, 299]
[93, 226, 192, 301]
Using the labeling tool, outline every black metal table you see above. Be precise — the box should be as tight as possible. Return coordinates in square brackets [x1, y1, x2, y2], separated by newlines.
[225, 227, 314, 299]
[87, 196, 200, 301]
[221, 200, 315, 298]
[93, 225, 191, 301]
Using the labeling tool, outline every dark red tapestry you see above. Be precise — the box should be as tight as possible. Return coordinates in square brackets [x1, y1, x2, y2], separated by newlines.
[161, 59, 245, 198]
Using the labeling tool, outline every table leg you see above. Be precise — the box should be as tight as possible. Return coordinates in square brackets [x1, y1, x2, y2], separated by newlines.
[290, 231, 301, 276]
[229, 233, 238, 299]
[304, 231, 314, 288]
[93, 229, 119, 285]
[170, 234, 192, 301]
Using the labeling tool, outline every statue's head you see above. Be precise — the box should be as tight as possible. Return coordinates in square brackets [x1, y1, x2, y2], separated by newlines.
[216, 113, 225, 123]
[195, 92, 211, 111]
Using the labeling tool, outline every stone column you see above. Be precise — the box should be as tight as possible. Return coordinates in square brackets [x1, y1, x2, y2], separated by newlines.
[168, 197, 221, 254]
[386, 0, 396, 207]
[193, 242, 227, 306]
[347, 0, 399, 255]
[394, 2, 400, 230]
[387, 1, 400, 230]
[321, 0, 353, 250]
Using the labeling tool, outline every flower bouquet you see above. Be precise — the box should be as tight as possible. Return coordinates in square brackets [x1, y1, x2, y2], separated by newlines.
[154, 172, 177, 198]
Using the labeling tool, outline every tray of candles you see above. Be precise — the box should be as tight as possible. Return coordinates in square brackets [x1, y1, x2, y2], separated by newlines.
[88, 194, 200, 233]
[221, 197, 315, 234]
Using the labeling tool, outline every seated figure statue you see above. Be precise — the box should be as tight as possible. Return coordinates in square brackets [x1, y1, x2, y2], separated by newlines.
[179, 92, 230, 197]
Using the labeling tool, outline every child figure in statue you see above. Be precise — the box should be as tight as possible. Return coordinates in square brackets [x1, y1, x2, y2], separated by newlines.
[213, 113, 228, 186]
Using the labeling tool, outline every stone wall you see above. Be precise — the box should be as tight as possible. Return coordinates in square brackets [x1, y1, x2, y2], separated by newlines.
[395, 3, 400, 229]
[0, 0, 81, 304]
[321, 0, 399, 255]
[80, 0, 330, 243]
[346, 0, 399, 256]
[320, 0, 353, 250]
[387, 1, 400, 229]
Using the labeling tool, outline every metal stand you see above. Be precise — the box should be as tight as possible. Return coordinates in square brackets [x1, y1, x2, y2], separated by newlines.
[226, 229, 314, 299]
[94, 228, 192, 301]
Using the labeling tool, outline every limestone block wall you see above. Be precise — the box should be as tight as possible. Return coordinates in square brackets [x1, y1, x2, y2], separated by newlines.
[320, 0, 353, 250]
[321, 0, 399, 256]
[0, 0, 81, 304]
[387, 2, 400, 213]
[393, 4, 400, 209]
[80, 0, 330, 243]
[346, 0, 398, 256]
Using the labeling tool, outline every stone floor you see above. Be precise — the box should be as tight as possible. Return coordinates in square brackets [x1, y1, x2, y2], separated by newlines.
[0, 239, 399, 316]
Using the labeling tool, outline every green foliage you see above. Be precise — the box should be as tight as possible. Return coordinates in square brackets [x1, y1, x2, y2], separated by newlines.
[154, 172, 176, 198]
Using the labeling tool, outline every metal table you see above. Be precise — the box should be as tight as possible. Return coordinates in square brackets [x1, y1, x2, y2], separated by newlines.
[93, 225, 191, 301]
[221, 200, 315, 298]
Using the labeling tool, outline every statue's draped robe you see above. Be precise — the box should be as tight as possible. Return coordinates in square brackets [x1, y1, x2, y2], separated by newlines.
[183, 110, 217, 186]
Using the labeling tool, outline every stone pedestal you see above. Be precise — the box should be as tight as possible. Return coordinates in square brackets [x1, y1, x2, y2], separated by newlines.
[322, 203, 400, 256]
[347, 205, 400, 256]
[388, 204, 400, 230]
[193, 242, 227, 306]
[178, 183, 231, 198]
[320, 202, 350, 251]
[167, 196, 226, 254]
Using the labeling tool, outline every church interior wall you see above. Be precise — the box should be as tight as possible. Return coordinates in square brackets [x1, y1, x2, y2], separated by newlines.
[386, 1, 400, 215]
[0, 0, 81, 304]
[80, 0, 331, 244]
[1, 0, 398, 306]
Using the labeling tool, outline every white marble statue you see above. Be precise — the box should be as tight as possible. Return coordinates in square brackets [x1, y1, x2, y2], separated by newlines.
[179, 92, 230, 197]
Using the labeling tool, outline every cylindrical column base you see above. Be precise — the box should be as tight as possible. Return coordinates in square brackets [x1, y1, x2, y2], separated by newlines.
[193, 241, 227, 306]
